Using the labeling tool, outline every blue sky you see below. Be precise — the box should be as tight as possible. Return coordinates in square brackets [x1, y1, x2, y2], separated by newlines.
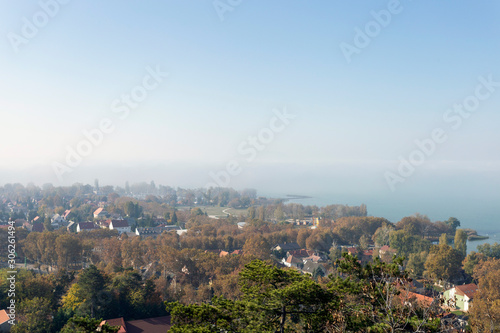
[1, 1, 500, 224]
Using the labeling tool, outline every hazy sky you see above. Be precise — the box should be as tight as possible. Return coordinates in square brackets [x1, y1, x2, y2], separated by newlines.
[1, 1, 500, 223]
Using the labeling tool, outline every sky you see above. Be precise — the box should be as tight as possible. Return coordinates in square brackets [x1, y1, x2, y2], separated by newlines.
[1, 1, 500, 227]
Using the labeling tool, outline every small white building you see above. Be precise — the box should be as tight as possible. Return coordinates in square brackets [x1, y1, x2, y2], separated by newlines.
[77, 222, 99, 233]
[109, 220, 131, 234]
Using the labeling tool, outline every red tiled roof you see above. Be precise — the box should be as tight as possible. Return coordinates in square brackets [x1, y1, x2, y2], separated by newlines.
[63, 210, 71, 219]
[219, 251, 229, 257]
[0, 309, 9, 324]
[100, 318, 127, 333]
[400, 291, 435, 307]
[456, 283, 478, 298]
[380, 245, 397, 253]
[125, 316, 171, 333]
[94, 207, 104, 215]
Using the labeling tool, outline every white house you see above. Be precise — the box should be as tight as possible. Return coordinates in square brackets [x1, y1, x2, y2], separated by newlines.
[93, 207, 108, 219]
[443, 283, 478, 312]
[77, 222, 99, 233]
[109, 220, 131, 234]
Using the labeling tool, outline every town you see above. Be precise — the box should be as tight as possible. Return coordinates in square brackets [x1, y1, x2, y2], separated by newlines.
[0, 181, 498, 332]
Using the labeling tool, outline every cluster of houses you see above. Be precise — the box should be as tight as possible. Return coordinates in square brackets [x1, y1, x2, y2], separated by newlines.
[73, 208, 187, 238]
[271, 241, 478, 330]
[1, 206, 187, 240]
[273, 242, 328, 277]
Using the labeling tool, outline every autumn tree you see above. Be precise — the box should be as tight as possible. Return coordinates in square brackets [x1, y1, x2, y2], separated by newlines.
[242, 235, 270, 260]
[424, 238, 463, 282]
[454, 229, 467, 259]
[468, 258, 500, 332]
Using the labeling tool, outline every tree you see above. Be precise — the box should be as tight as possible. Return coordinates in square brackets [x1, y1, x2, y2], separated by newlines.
[168, 260, 332, 332]
[463, 251, 486, 276]
[247, 206, 256, 220]
[60, 316, 119, 333]
[389, 230, 431, 258]
[62, 283, 85, 312]
[358, 234, 370, 251]
[274, 204, 285, 221]
[477, 242, 500, 259]
[77, 265, 107, 317]
[372, 223, 394, 246]
[296, 228, 311, 249]
[454, 229, 467, 259]
[242, 235, 270, 260]
[329, 243, 342, 263]
[406, 251, 428, 278]
[11, 297, 52, 333]
[439, 233, 448, 246]
[445, 217, 460, 232]
[424, 241, 463, 282]
[468, 258, 500, 332]
[168, 257, 446, 332]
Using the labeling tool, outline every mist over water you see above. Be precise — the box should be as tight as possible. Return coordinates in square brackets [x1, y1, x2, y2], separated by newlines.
[3, 161, 499, 233]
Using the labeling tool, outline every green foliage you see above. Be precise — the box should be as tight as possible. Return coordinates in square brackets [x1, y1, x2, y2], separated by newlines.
[424, 242, 463, 282]
[454, 229, 467, 259]
[77, 265, 107, 318]
[60, 316, 120, 333]
[389, 230, 431, 258]
[11, 297, 52, 333]
[477, 242, 500, 259]
[445, 217, 461, 231]
[406, 251, 428, 278]
[168, 257, 445, 332]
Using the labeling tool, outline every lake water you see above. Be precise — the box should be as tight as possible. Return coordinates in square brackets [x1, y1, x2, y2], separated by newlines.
[467, 232, 500, 254]
[276, 193, 500, 254]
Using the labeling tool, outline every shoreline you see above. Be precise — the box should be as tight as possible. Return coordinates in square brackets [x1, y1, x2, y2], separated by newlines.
[279, 194, 313, 202]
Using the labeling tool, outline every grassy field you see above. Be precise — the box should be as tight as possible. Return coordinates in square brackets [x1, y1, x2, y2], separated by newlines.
[195, 206, 248, 219]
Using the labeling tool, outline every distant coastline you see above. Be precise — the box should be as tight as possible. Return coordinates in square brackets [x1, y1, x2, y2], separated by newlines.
[468, 235, 490, 241]
[280, 194, 312, 202]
